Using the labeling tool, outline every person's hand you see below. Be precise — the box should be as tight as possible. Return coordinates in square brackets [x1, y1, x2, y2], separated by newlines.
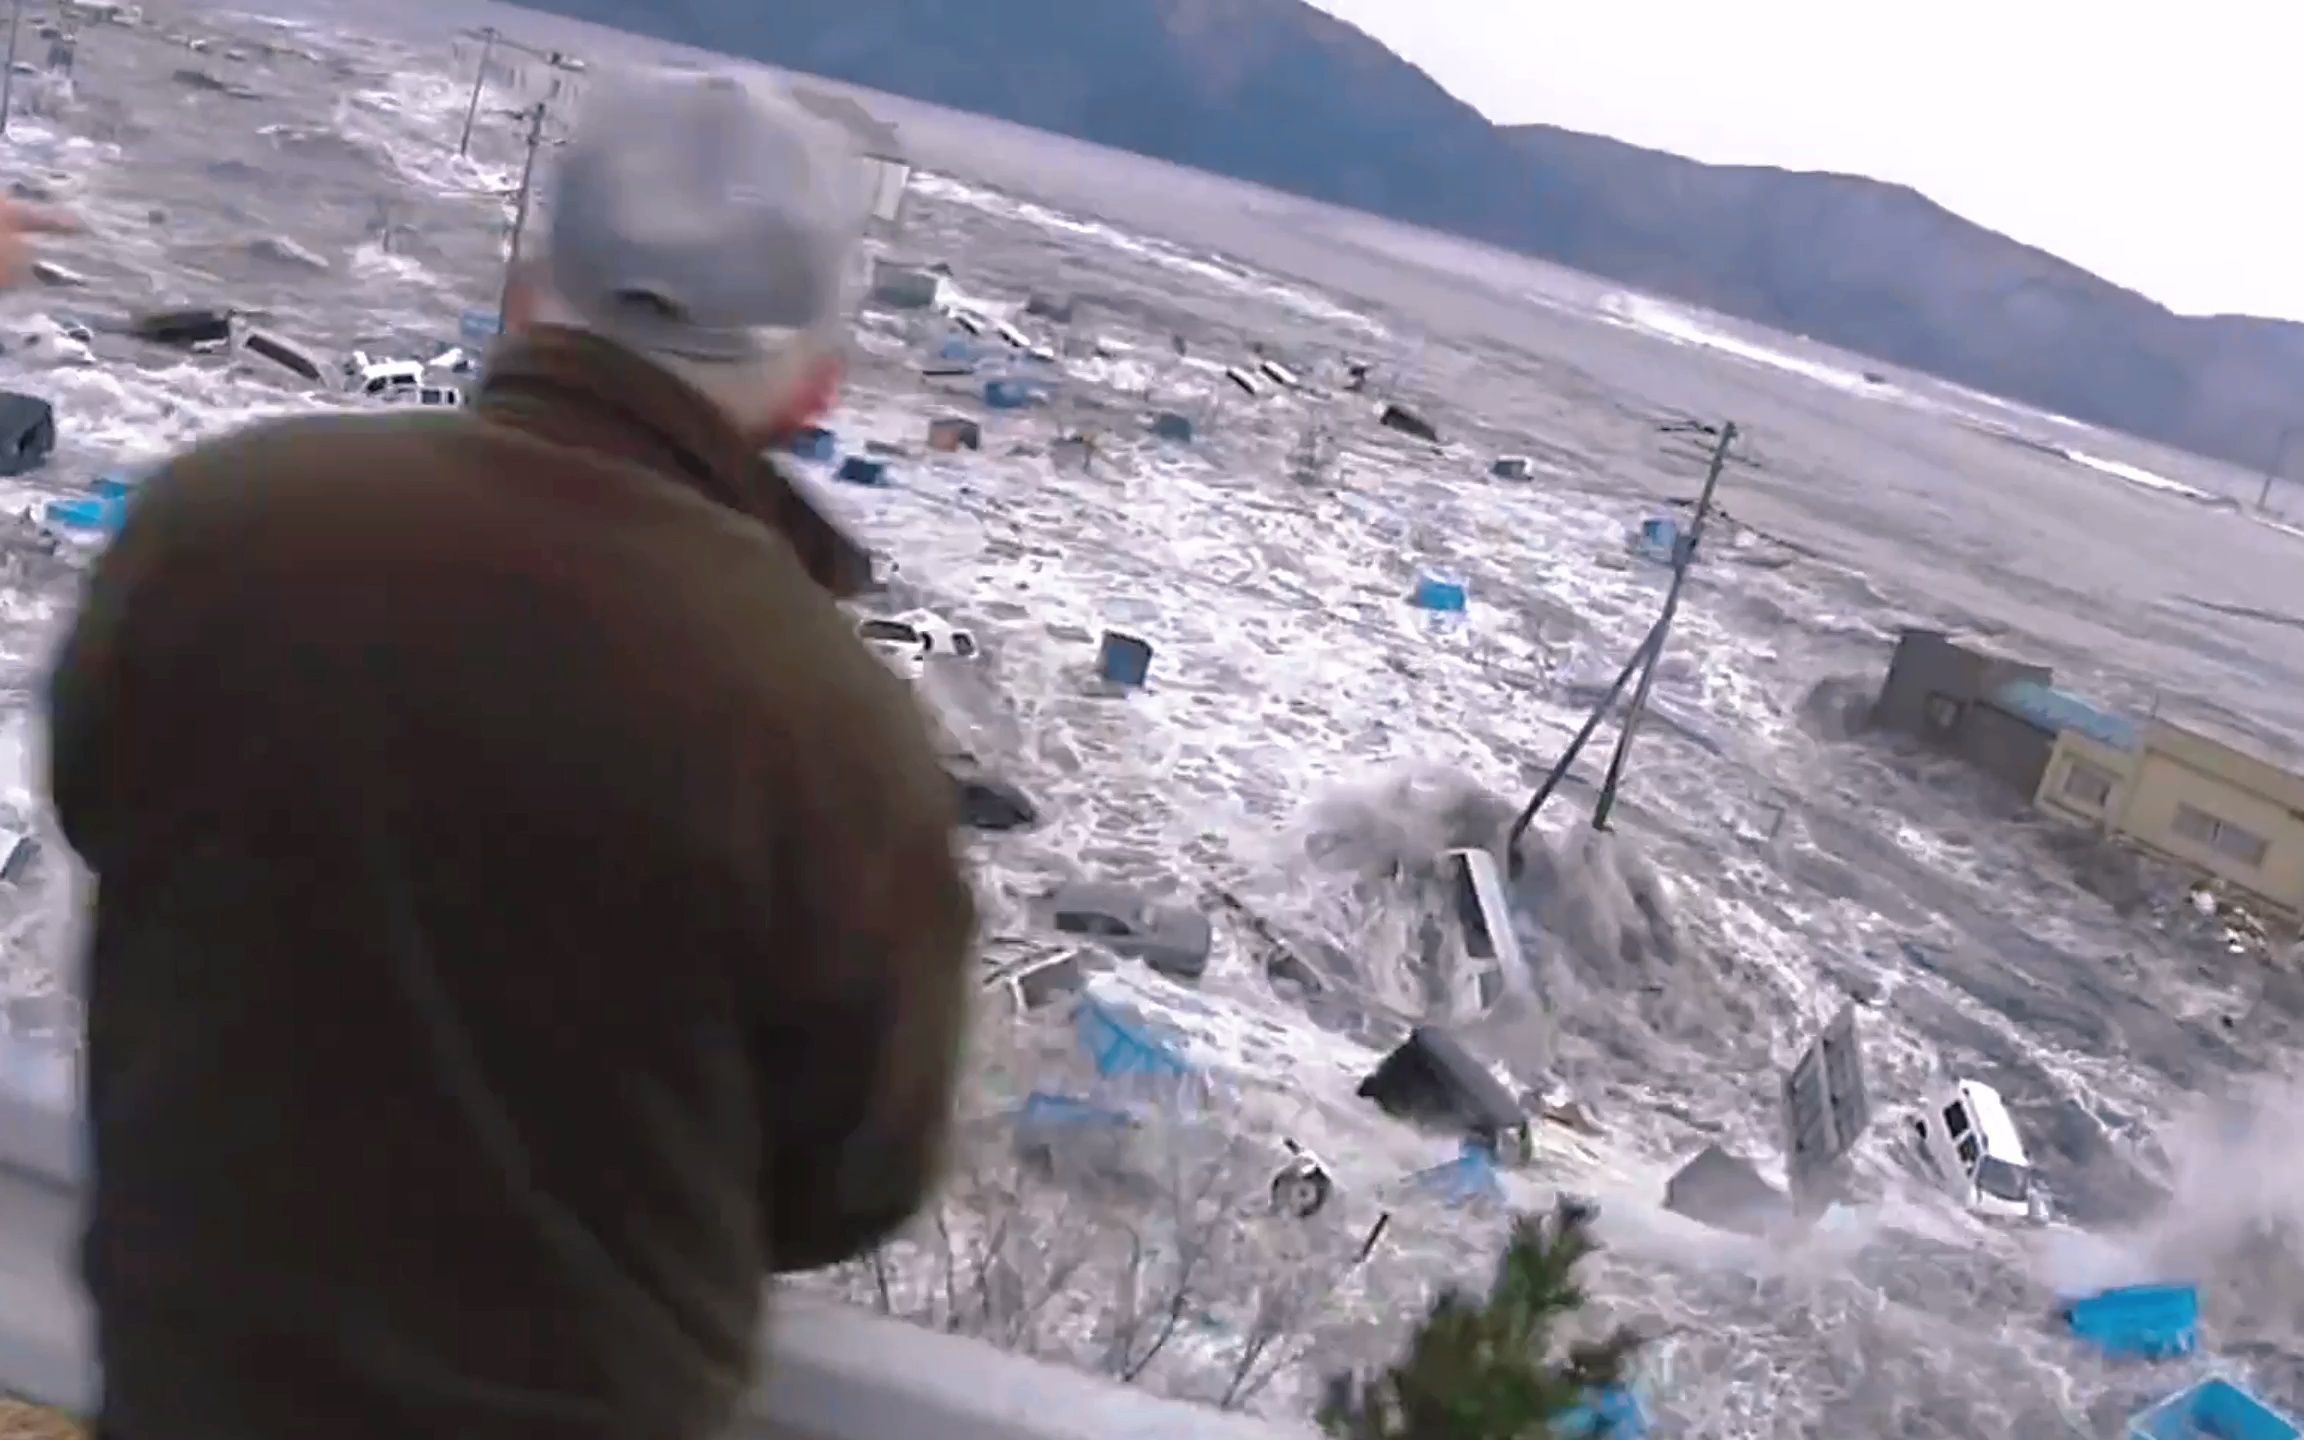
[0, 199, 81, 288]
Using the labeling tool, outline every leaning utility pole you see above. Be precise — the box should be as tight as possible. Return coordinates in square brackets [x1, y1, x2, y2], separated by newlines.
[1590, 420, 1737, 830]
[0, 0, 25, 139]
[2259, 422, 2304, 512]
[457, 25, 497, 157]
[1502, 419, 1739, 868]
[1503, 617, 1666, 863]
[494, 100, 548, 332]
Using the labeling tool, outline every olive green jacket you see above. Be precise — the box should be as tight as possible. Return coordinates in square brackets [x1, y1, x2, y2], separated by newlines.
[48, 326, 974, 1440]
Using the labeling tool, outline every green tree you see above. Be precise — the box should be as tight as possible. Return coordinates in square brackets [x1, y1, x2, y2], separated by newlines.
[1317, 1197, 1641, 1439]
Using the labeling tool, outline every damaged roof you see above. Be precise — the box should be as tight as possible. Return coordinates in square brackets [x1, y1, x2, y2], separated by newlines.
[1987, 678, 2138, 751]
[790, 85, 904, 160]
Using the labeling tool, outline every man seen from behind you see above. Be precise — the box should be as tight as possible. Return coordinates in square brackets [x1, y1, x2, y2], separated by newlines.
[47, 66, 974, 1440]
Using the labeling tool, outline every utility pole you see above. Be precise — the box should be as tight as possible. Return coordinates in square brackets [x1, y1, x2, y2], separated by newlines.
[0, 0, 26, 139]
[1503, 617, 1667, 865]
[494, 100, 548, 333]
[2259, 422, 2304, 512]
[1590, 421, 1737, 831]
[457, 25, 497, 157]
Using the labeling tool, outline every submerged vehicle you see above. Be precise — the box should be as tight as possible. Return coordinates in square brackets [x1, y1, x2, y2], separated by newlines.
[1912, 1078, 2044, 1221]
[1416, 847, 1527, 1024]
[856, 609, 979, 683]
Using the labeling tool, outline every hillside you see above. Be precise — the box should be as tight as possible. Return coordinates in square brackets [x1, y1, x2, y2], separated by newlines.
[518, 0, 2304, 473]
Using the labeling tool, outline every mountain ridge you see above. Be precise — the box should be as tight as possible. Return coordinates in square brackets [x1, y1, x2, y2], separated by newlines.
[519, 0, 2303, 475]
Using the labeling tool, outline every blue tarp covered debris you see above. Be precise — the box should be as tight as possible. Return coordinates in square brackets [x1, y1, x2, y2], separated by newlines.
[1391, 1140, 1504, 1209]
[1636, 517, 1696, 566]
[2064, 1283, 2200, 1360]
[1073, 995, 1191, 1079]
[44, 494, 126, 534]
[2128, 1377, 2299, 1440]
[787, 426, 837, 462]
[1097, 631, 1153, 688]
[1410, 575, 1467, 612]
[835, 455, 890, 487]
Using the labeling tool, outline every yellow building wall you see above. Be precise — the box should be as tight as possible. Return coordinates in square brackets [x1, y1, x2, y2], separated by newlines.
[2115, 748, 2304, 917]
[2036, 732, 2136, 827]
[2036, 722, 2304, 917]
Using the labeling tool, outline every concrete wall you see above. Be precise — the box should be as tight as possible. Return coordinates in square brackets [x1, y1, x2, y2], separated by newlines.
[1873, 630, 2055, 794]
[1958, 700, 2057, 797]
[0, 1055, 1311, 1440]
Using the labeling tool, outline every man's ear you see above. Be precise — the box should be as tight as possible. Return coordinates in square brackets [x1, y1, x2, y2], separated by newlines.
[777, 353, 843, 434]
[499, 259, 547, 336]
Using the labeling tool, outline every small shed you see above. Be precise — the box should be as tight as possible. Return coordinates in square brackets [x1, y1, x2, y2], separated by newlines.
[793, 86, 912, 229]
[953, 769, 1036, 831]
[1662, 1145, 1789, 1237]
[239, 327, 325, 383]
[1047, 881, 1212, 981]
[1380, 403, 1439, 443]
[1356, 1026, 1530, 1160]
[869, 260, 942, 311]
[927, 416, 982, 453]
[0, 393, 56, 477]
[130, 305, 232, 347]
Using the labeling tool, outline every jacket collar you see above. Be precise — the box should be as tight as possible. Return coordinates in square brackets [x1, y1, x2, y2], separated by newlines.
[473, 324, 766, 521]
[471, 325, 875, 599]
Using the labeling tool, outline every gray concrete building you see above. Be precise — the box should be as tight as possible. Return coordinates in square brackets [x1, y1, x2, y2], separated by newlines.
[1872, 628, 2065, 796]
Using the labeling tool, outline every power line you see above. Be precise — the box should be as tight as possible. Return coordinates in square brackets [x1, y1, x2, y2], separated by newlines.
[455, 26, 581, 157]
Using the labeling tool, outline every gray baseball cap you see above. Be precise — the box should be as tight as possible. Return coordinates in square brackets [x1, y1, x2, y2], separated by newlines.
[545, 65, 862, 362]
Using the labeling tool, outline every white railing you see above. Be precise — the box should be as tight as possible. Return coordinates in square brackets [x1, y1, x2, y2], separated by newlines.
[0, 1059, 1313, 1439]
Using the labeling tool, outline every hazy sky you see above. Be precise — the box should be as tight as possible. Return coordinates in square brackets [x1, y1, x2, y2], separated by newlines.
[1303, 0, 2304, 321]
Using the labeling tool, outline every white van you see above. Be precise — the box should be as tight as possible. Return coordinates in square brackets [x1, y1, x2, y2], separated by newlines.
[1911, 1078, 2042, 1221]
[1423, 848, 1526, 1023]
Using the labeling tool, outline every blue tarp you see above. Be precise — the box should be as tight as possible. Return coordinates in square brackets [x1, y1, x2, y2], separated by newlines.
[1073, 996, 1191, 1079]
[459, 308, 500, 342]
[44, 495, 125, 533]
[984, 378, 1045, 410]
[2129, 1378, 2299, 1440]
[1012, 1091, 1135, 1148]
[1410, 576, 1467, 612]
[1395, 1141, 1504, 1209]
[1988, 678, 2140, 750]
[2064, 1283, 2199, 1360]
[1557, 1385, 1647, 1439]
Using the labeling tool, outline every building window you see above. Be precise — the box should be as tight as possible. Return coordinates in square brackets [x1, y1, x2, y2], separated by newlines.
[2059, 759, 2117, 810]
[1924, 694, 1964, 733]
[2172, 803, 2271, 869]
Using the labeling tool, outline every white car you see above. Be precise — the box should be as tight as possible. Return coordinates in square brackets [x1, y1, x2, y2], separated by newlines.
[1413, 848, 1529, 1023]
[856, 610, 979, 682]
[1270, 1138, 1334, 1218]
[1911, 1077, 2045, 1221]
